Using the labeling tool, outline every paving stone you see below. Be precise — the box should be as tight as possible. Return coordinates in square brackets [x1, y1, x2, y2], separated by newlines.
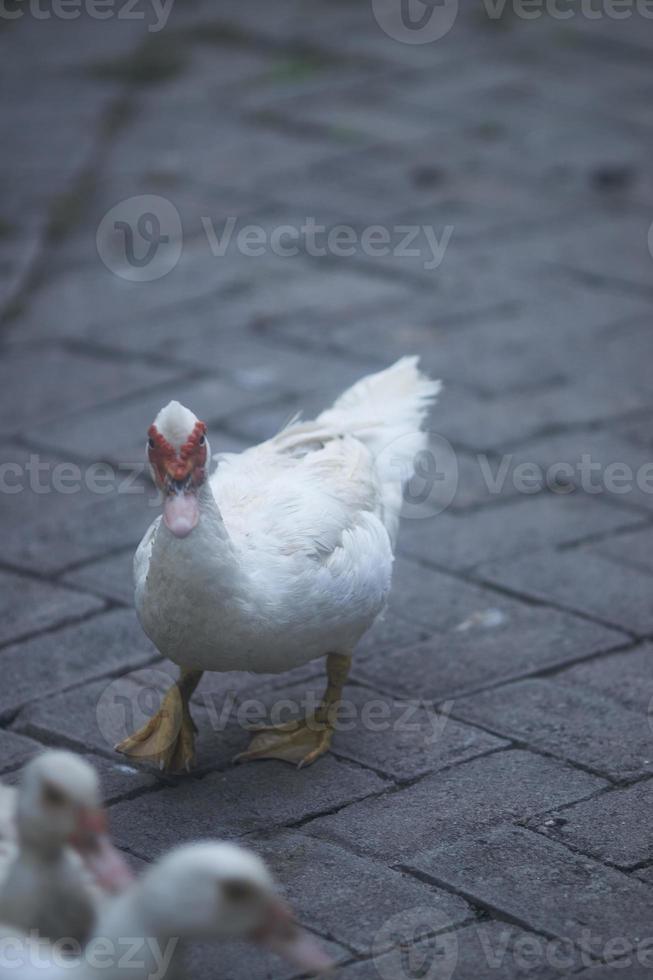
[97, 303, 376, 396]
[3, 750, 156, 805]
[478, 546, 653, 635]
[341, 920, 568, 980]
[354, 609, 432, 661]
[0, 347, 178, 438]
[386, 557, 520, 633]
[532, 780, 653, 870]
[406, 826, 653, 958]
[0, 442, 158, 574]
[0, 610, 158, 721]
[306, 750, 605, 863]
[558, 646, 653, 716]
[108, 758, 389, 859]
[595, 527, 653, 576]
[273, 279, 651, 398]
[576, 962, 653, 980]
[62, 549, 135, 606]
[247, 830, 472, 954]
[0, 730, 41, 775]
[0, 569, 103, 646]
[26, 374, 270, 466]
[518, 212, 653, 293]
[185, 935, 349, 980]
[505, 428, 653, 513]
[398, 495, 639, 573]
[455, 678, 653, 782]
[352, 604, 625, 701]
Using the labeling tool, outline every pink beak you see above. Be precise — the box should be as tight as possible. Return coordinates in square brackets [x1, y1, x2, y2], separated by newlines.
[254, 899, 333, 975]
[163, 491, 200, 538]
[70, 808, 134, 894]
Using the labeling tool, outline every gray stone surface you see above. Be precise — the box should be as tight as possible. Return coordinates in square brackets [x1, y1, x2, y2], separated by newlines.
[109, 758, 389, 859]
[2, 7, 653, 977]
[455, 679, 653, 782]
[352, 604, 626, 701]
[0, 610, 158, 721]
[306, 751, 605, 862]
[531, 780, 653, 870]
[558, 646, 653, 716]
[0, 730, 42, 775]
[0, 569, 103, 646]
[478, 546, 653, 635]
[406, 826, 653, 957]
[398, 495, 641, 572]
[248, 830, 472, 954]
[340, 920, 572, 980]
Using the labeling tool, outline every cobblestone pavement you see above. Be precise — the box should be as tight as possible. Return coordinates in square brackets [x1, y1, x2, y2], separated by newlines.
[2, 2, 653, 977]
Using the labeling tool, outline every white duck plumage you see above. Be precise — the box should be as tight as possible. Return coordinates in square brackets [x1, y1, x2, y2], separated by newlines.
[0, 752, 132, 946]
[0, 842, 331, 980]
[118, 357, 441, 771]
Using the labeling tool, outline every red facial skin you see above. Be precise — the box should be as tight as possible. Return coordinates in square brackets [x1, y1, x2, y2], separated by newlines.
[148, 420, 208, 491]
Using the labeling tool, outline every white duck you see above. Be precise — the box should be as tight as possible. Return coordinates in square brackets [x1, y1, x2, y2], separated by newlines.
[0, 841, 331, 979]
[0, 751, 133, 945]
[117, 357, 440, 772]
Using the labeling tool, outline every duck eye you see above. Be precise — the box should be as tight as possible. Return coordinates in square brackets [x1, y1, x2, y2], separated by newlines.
[223, 880, 257, 904]
[198, 435, 206, 447]
[42, 782, 67, 807]
[148, 437, 156, 450]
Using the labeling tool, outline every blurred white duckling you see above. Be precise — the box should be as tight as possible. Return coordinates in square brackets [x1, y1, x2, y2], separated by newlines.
[0, 751, 132, 946]
[117, 356, 440, 772]
[0, 841, 331, 980]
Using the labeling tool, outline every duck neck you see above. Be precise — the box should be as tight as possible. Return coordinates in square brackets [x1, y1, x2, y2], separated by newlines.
[83, 890, 184, 980]
[154, 481, 232, 562]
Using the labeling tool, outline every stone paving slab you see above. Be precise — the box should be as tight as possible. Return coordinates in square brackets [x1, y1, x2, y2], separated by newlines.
[530, 779, 653, 871]
[185, 935, 350, 980]
[340, 919, 576, 980]
[398, 495, 641, 573]
[454, 678, 653, 782]
[109, 758, 389, 860]
[0, 730, 42, 776]
[558, 646, 653, 716]
[477, 546, 653, 636]
[352, 603, 627, 702]
[405, 825, 653, 959]
[0, 610, 157, 722]
[594, 526, 653, 576]
[0, 568, 103, 647]
[306, 750, 606, 864]
[0, 346, 178, 438]
[247, 830, 473, 955]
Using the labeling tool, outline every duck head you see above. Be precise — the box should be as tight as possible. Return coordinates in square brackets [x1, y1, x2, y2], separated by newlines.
[140, 842, 332, 974]
[147, 401, 209, 539]
[18, 751, 133, 893]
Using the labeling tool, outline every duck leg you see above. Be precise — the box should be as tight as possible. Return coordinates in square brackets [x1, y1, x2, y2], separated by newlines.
[115, 668, 203, 773]
[235, 653, 351, 769]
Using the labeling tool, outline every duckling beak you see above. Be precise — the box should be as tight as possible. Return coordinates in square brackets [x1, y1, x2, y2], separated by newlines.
[70, 807, 134, 894]
[254, 899, 332, 975]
